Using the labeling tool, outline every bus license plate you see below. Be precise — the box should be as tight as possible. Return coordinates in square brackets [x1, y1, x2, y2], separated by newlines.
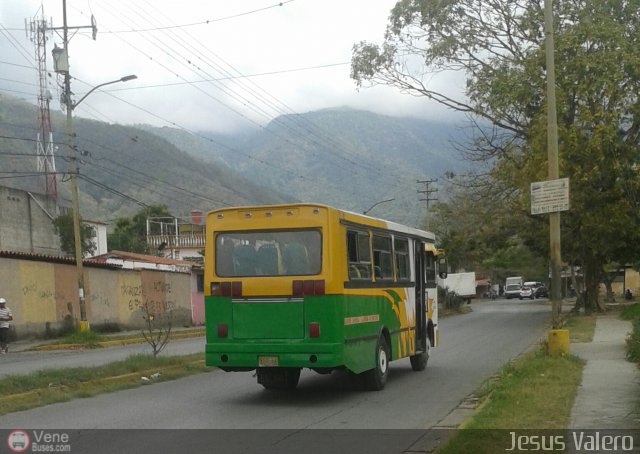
[258, 356, 278, 367]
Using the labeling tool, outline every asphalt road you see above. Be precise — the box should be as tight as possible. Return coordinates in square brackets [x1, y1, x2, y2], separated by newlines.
[0, 299, 550, 433]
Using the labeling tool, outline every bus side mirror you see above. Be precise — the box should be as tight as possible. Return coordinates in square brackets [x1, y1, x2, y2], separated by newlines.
[438, 257, 448, 279]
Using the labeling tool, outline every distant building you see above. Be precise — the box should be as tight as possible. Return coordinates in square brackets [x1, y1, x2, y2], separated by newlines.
[84, 220, 108, 258]
[145, 209, 205, 263]
[0, 186, 61, 255]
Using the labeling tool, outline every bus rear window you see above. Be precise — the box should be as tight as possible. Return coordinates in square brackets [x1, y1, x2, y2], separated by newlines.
[215, 230, 321, 277]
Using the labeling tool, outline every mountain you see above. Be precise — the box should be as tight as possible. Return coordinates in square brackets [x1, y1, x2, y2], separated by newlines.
[0, 93, 290, 223]
[146, 107, 468, 226]
[1, 93, 468, 227]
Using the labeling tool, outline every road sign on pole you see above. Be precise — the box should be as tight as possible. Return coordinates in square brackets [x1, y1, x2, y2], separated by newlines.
[530, 178, 569, 215]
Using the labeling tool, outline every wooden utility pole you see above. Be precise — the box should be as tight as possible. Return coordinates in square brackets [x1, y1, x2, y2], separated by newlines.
[544, 0, 562, 328]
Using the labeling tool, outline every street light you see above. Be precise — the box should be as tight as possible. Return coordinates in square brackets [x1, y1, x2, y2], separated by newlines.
[363, 198, 395, 216]
[72, 75, 137, 109]
[64, 74, 137, 331]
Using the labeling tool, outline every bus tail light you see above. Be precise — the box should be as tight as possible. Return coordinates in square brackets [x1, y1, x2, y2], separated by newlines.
[214, 282, 242, 297]
[292, 280, 325, 296]
[309, 322, 320, 338]
[303, 280, 314, 295]
[217, 323, 228, 337]
[231, 281, 242, 298]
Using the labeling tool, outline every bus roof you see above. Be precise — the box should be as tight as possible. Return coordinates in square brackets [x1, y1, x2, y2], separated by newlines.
[207, 203, 436, 242]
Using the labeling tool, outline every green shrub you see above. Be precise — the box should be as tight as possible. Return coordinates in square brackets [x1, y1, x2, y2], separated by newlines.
[439, 285, 465, 309]
[60, 330, 104, 347]
[90, 322, 123, 334]
[621, 303, 640, 321]
[627, 319, 640, 364]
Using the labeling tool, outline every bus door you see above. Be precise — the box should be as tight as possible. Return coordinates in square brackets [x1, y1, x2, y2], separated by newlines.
[414, 240, 427, 352]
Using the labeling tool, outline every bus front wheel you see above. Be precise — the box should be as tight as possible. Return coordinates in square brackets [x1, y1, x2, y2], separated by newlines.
[257, 367, 301, 390]
[362, 336, 390, 391]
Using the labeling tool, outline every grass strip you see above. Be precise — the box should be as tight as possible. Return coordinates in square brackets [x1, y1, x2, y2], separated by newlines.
[436, 313, 593, 453]
[621, 303, 640, 321]
[0, 353, 212, 416]
[30, 328, 205, 351]
[564, 313, 596, 343]
[437, 348, 583, 454]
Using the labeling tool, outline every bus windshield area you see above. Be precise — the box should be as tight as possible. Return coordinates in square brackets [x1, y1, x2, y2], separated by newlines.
[215, 229, 321, 277]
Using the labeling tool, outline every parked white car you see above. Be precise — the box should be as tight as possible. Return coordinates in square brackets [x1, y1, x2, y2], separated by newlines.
[519, 286, 534, 300]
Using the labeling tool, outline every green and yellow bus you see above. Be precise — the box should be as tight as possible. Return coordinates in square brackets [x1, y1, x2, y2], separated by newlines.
[204, 203, 445, 390]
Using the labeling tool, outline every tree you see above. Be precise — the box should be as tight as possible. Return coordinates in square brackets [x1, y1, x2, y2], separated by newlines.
[52, 213, 96, 257]
[108, 204, 173, 254]
[352, 0, 640, 311]
[140, 300, 172, 358]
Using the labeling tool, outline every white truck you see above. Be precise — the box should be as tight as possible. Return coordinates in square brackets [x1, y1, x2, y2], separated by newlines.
[440, 272, 476, 304]
[505, 276, 524, 299]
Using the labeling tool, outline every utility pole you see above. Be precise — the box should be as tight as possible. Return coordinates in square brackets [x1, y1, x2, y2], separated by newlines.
[49, 2, 134, 331]
[52, 0, 97, 330]
[544, 0, 562, 328]
[417, 179, 438, 229]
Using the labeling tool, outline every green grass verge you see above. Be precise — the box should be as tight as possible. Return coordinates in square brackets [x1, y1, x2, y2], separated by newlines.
[437, 348, 584, 454]
[48, 330, 105, 348]
[626, 319, 640, 363]
[621, 303, 640, 321]
[32, 328, 206, 350]
[619, 304, 640, 363]
[0, 353, 211, 416]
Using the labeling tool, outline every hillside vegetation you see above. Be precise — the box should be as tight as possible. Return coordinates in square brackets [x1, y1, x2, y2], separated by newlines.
[1, 94, 465, 226]
[0, 94, 289, 221]
[147, 107, 467, 226]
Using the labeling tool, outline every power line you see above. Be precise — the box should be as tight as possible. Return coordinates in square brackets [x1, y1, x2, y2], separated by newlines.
[104, 0, 296, 33]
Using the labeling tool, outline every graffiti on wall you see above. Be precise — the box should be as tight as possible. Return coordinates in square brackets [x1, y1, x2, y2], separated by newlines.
[2, 256, 194, 336]
[121, 281, 177, 314]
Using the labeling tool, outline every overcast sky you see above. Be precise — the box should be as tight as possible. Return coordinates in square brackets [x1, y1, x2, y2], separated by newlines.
[1, 0, 465, 133]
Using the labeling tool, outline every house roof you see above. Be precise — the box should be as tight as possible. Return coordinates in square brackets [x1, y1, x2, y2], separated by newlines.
[92, 250, 192, 267]
[0, 249, 120, 269]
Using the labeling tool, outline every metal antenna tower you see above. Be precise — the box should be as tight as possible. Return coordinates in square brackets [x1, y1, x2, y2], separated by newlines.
[28, 8, 57, 197]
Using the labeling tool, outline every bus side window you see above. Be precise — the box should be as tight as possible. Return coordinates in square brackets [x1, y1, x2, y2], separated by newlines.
[425, 252, 436, 287]
[372, 235, 393, 280]
[347, 230, 372, 280]
[394, 238, 410, 281]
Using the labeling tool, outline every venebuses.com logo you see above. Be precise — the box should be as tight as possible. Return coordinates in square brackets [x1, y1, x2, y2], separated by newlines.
[7, 430, 30, 453]
[6, 430, 72, 453]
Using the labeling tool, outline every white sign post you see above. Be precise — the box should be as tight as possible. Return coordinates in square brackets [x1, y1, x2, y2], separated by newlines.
[530, 178, 570, 215]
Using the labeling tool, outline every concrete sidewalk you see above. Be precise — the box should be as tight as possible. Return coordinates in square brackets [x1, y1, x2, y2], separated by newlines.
[569, 314, 640, 429]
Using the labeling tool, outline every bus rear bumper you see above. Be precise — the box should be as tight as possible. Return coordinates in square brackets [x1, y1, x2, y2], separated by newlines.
[205, 342, 343, 369]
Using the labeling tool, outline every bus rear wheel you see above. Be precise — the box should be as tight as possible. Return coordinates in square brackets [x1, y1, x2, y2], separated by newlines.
[257, 367, 301, 390]
[361, 336, 390, 391]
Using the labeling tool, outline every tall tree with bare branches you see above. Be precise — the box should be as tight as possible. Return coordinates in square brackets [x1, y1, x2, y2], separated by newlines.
[352, 0, 640, 310]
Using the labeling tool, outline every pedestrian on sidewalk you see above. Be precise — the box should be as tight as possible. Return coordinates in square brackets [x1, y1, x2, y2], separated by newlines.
[0, 298, 13, 353]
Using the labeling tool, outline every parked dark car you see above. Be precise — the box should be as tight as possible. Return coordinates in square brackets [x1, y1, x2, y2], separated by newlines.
[534, 285, 549, 298]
